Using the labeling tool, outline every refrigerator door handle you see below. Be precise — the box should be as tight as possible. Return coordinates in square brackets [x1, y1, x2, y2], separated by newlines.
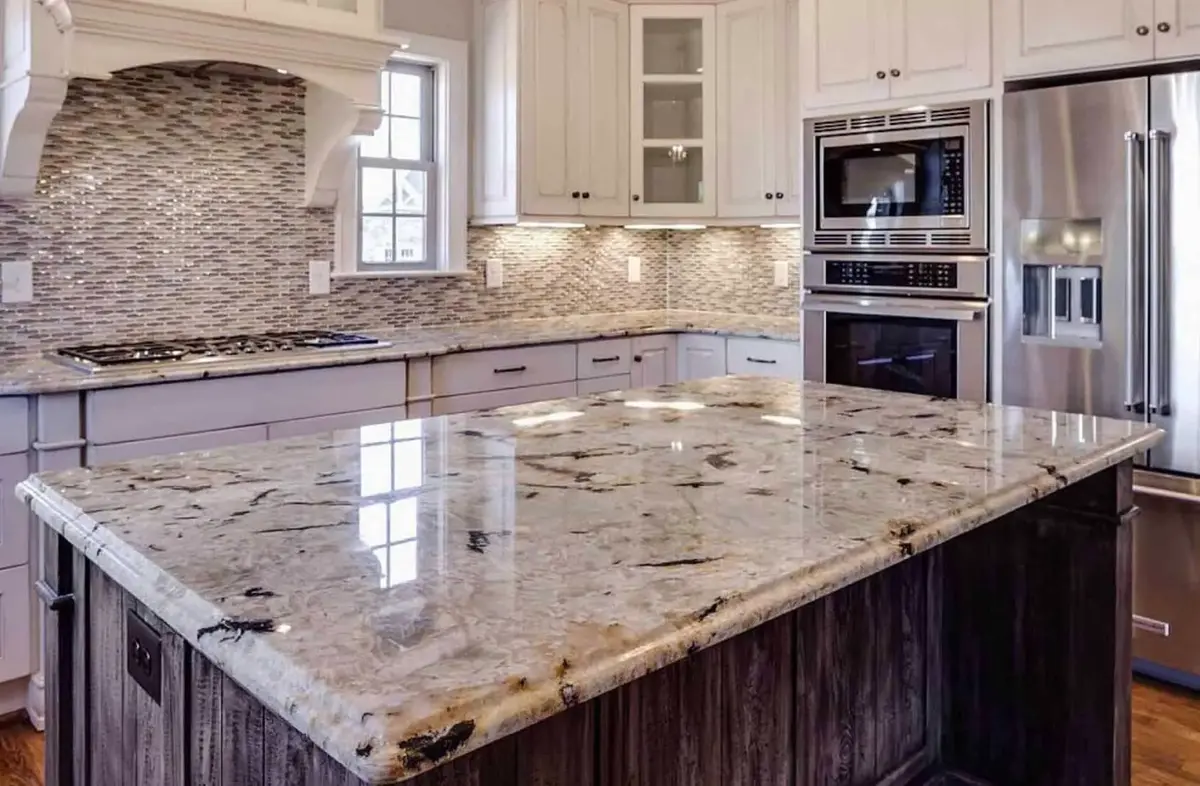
[1125, 130, 1146, 413]
[1148, 129, 1172, 417]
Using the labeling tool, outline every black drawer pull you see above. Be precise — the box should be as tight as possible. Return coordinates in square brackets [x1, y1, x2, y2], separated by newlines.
[35, 580, 75, 612]
[493, 365, 527, 374]
[592, 356, 621, 363]
[747, 357, 778, 365]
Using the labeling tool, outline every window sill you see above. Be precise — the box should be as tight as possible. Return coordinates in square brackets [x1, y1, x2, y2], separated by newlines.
[331, 269, 470, 280]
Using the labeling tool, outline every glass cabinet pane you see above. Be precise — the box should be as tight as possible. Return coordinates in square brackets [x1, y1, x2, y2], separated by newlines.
[643, 146, 704, 204]
[643, 83, 703, 140]
[642, 18, 704, 75]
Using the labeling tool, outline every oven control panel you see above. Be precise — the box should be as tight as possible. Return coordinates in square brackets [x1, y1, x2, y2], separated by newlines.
[826, 260, 959, 289]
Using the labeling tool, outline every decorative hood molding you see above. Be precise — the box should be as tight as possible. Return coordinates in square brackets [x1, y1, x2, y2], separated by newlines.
[1, 0, 393, 204]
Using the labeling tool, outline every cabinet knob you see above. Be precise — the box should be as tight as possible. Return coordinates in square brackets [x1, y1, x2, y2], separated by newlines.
[582, 191, 590, 199]
[876, 70, 886, 79]
[890, 68, 901, 78]
[775, 191, 784, 199]
[1158, 21, 1172, 32]
[632, 194, 641, 202]
[765, 192, 774, 199]
[1137, 25, 1150, 35]
[634, 354, 643, 362]
[571, 191, 580, 198]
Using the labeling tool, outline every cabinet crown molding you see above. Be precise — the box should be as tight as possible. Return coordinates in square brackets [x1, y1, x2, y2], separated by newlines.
[1, 0, 393, 203]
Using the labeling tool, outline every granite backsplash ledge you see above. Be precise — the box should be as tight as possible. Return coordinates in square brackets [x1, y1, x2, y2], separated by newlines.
[0, 64, 800, 358]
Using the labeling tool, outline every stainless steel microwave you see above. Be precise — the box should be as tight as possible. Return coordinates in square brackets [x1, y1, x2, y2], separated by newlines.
[804, 101, 989, 253]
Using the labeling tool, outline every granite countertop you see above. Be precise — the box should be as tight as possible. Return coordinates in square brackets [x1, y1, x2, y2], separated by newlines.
[17, 378, 1162, 783]
[0, 310, 799, 395]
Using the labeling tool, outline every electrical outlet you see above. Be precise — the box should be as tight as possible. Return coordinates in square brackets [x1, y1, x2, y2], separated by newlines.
[127, 609, 162, 704]
[774, 260, 789, 288]
[627, 256, 642, 283]
[309, 260, 331, 295]
[486, 259, 504, 289]
[1, 261, 33, 303]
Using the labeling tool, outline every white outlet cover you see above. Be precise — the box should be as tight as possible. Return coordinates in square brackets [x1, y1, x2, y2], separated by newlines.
[309, 260, 331, 295]
[486, 259, 504, 288]
[627, 256, 642, 283]
[1, 260, 33, 303]
[774, 259, 789, 288]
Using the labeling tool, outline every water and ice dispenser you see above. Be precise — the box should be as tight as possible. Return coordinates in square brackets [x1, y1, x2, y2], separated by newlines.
[1019, 219, 1105, 346]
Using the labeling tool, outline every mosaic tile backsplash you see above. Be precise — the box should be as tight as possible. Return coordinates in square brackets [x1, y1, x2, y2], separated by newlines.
[0, 65, 800, 358]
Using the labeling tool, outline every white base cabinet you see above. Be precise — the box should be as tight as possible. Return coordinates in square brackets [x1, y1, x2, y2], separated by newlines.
[677, 334, 728, 381]
[0, 565, 31, 685]
[0, 453, 30, 571]
[631, 334, 678, 388]
[726, 336, 803, 378]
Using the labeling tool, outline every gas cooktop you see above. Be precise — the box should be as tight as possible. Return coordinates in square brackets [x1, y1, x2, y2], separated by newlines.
[52, 330, 390, 373]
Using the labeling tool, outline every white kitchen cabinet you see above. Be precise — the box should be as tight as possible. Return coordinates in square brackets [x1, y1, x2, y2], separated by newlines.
[1000, 0, 1156, 77]
[676, 334, 727, 381]
[0, 565, 31, 684]
[630, 5, 717, 218]
[266, 406, 410, 441]
[577, 374, 631, 394]
[775, 0, 803, 217]
[0, 453, 29, 571]
[576, 338, 633, 379]
[476, 0, 629, 220]
[432, 382, 579, 415]
[725, 337, 803, 379]
[801, 0, 991, 110]
[432, 344, 578, 396]
[1154, 0, 1200, 59]
[631, 334, 678, 388]
[140, 0, 381, 35]
[89, 426, 271, 464]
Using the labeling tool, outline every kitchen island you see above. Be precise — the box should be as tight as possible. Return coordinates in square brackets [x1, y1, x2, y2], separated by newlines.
[18, 377, 1160, 786]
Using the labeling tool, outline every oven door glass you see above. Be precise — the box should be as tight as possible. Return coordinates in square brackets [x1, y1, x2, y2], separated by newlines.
[820, 132, 965, 222]
[825, 314, 958, 398]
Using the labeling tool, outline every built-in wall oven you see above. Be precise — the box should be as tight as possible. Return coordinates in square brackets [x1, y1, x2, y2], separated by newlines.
[804, 101, 989, 252]
[802, 254, 990, 401]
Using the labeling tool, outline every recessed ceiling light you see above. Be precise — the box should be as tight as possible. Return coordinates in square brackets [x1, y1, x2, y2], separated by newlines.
[276, 68, 289, 75]
[400, 43, 411, 50]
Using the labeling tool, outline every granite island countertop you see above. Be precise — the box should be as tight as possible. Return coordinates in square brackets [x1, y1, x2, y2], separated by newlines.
[0, 309, 799, 395]
[17, 378, 1162, 783]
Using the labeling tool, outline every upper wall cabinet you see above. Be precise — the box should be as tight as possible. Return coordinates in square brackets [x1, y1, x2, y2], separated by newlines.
[630, 5, 717, 217]
[1001, 0, 1200, 76]
[141, 0, 382, 36]
[800, 0, 992, 111]
[716, 0, 801, 218]
[474, 0, 629, 221]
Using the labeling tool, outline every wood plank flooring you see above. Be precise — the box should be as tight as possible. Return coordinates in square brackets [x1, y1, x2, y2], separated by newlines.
[0, 679, 1198, 785]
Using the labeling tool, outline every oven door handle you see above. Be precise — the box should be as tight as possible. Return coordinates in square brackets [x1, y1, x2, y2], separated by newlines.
[802, 293, 988, 322]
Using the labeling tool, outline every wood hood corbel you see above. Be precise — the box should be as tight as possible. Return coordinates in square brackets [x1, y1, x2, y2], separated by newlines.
[0, 0, 394, 204]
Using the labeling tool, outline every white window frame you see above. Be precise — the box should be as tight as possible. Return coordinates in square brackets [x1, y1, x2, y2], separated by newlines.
[335, 34, 468, 278]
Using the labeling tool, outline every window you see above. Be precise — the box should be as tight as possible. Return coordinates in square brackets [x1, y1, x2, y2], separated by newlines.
[358, 62, 437, 270]
[357, 419, 427, 588]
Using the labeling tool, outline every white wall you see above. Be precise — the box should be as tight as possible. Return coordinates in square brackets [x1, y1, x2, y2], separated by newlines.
[382, 0, 472, 41]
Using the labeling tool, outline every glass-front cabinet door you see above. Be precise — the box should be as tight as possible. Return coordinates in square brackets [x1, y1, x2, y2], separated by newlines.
[630, 5, 716, 218]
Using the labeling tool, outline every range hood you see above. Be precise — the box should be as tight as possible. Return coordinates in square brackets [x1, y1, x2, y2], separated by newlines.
[0, 0, 394, 206]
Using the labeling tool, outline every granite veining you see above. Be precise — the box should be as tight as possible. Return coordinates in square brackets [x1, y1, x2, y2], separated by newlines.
[0, 310, 799, 395]
[17, 379, 1162, 783]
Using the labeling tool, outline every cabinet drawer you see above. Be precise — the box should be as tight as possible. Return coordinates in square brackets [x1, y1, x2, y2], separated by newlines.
[432, 382, 578, 416]
[89, 426, 269, 464]
[267, 406, 409, 441]
[577, 375, 631, 395]
[726, 337, 803, 379]
[0, 564, 31, 683]
[432, 345, 577, 397]
[0, 453, 30, 571]
[0, 397, 30, 455]
[86, 362, 407, 445]
[576, 338, 633, 379]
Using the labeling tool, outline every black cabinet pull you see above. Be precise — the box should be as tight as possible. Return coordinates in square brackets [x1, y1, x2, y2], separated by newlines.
[747, 357, 778, 365]
[1137, 25, 1150, 35]
[876, 70, 886, 79]
[775, 191, 784, 199]
[765, 192, 774, 199]
[493, 365, 527, 374]
[633, 354, 643, 362]
[35, 580, 75, 612]
[571, 191, 581, 198]
[1158, 21, 1171, 32]
[632, 194, 641, 202]
[592, 355, 620, 363]
[582, 192, 591, 199]
[890, 68, 901, 77]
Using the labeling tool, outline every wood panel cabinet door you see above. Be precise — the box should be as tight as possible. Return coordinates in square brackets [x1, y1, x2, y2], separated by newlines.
[0, 453, 29, 570]
[717, 0, 777, 218]
[574, 0, 630, 216]
[888, 0, 992, 98]
[520, 0, 579, 215]
[799, 0, 891, 110]
[1153, 0, 1200, 59]
[1000, 0, 1155, 77]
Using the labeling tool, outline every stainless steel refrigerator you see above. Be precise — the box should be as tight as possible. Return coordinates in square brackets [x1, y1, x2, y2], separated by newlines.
[1003, 73, 1200, 689]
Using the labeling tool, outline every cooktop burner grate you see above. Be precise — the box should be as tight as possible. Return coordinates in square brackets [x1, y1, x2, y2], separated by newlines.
[55, 330, 384, 369]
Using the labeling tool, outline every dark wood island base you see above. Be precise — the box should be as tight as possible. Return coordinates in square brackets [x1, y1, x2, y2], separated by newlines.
[40, 462, 1135, 786]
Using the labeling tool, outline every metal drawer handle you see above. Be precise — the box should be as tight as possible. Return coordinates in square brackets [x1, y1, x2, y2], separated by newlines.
[1133, 614, 1170, 636]
[747, 357, 777, 365]
[35, 580, 75, 612]
[591, 356, 621, 363]
[493, 365, 527, 374]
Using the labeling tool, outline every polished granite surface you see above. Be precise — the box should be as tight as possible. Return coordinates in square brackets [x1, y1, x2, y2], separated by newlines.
[0, 310, 798, 395]
[18, 378, 1162, 783]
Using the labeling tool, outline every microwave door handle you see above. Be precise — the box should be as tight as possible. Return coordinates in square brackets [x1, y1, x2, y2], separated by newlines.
[1149, 129, 1171, 417]
[1125, 131, 1146, 414]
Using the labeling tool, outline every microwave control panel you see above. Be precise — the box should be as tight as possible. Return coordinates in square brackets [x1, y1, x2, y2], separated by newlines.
[826, 260, 958, 289]
[942, 138, 965, 214]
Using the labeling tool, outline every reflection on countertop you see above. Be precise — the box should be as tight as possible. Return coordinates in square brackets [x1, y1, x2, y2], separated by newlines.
[0, 310, 800, 395]
[17, 377, 1162, 783]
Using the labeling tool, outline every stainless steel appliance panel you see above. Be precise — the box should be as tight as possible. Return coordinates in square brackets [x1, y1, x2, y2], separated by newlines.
[1001, 77, 1148, 421]
[1148, 74, 1200, 475]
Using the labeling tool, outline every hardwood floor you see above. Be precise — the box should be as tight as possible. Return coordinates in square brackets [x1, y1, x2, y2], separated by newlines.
[0, 680, 1197, 785]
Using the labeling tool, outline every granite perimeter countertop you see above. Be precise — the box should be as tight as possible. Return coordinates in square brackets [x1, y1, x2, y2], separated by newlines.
[17, 378, 1162, 783]
[0, 310, 799, 395]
